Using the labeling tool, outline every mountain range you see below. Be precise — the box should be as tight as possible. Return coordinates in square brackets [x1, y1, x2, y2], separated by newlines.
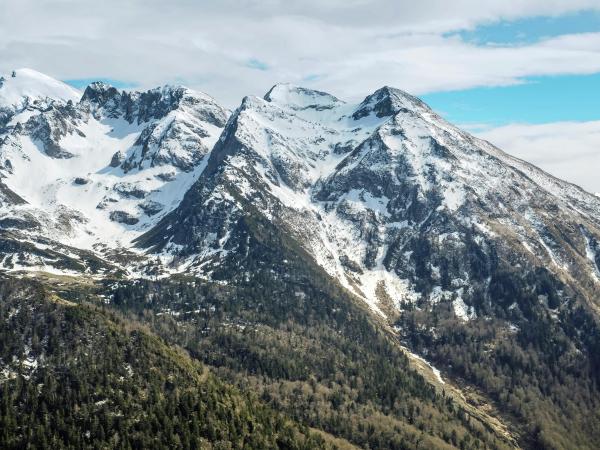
[1, 68, 599, 449]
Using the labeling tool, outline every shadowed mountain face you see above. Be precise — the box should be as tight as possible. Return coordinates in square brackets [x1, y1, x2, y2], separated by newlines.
[2, 70, 600, 449]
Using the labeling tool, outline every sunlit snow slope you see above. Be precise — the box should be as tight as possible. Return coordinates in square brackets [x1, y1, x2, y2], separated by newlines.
[0, 69, 229, 273]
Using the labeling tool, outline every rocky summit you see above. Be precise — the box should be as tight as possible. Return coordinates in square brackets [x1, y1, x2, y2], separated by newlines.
[1, 69, 600, 450]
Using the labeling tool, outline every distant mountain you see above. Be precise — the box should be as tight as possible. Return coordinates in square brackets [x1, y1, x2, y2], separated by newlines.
[0, 69, 228, 274]
[1, 70, 600, 449]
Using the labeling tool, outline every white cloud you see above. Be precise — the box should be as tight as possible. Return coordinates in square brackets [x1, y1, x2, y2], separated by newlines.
[1, 2, 599, 191]
[477, 121, 600, 194]
[1, 1, 600, 106]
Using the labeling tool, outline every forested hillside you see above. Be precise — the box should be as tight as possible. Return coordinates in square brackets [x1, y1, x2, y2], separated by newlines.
[0, 275, 326, 450]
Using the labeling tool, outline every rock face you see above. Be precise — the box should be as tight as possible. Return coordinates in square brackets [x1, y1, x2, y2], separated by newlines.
[82, 82, 229, 173]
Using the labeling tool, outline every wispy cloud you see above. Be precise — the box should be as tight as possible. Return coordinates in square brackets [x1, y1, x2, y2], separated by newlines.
[477, 120, 600, 193]
[302, 74, 324, 82]
[245, 58, 270, 71]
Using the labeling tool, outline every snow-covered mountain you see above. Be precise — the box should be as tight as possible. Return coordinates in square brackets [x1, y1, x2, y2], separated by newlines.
[0, 69, 228, 273]
[2, 70, 600, 323]
[138, 83, 600, 322]
[0, 68, 80, 126]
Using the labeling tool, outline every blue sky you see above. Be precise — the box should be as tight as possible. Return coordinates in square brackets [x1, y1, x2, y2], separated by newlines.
[422, 73, 600, 128]
[64, 78, 138, 90]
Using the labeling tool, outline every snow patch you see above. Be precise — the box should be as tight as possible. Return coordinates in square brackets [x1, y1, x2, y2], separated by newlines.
[453, 297, 476, 321]
[405, 350, 445, 385]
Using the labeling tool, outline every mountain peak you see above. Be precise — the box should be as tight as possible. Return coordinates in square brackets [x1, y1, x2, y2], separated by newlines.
[352, 85, 430, 120]
[81, 81, 121, 105]
[0, 68, 80, 107]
